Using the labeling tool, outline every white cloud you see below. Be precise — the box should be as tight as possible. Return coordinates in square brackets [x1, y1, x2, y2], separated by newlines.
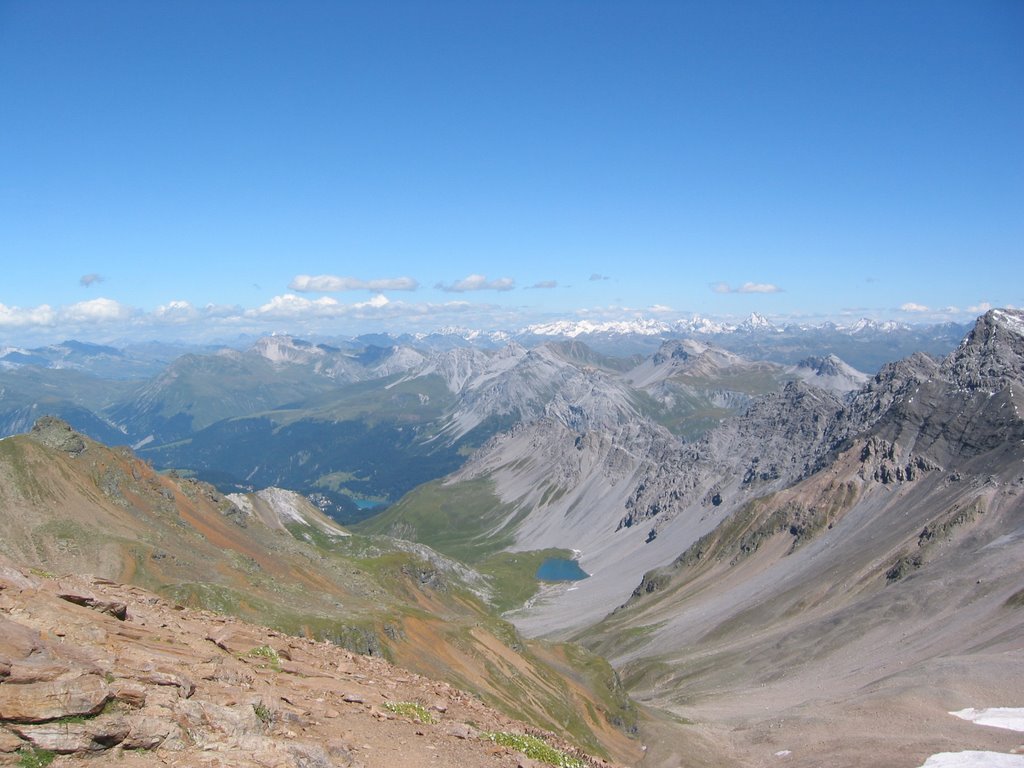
[711, 281, 782, 294]
[79, 273, 104, 287]
[60, 297, 134, 322]
[154, 300, 201, 323]
[968, 301, 992, 314]
[649, 304, 674, 314]
[356, 293, 390, 309]
[738, 282, 781, 294]
[247, 294, 343, 319]
[245, 292, 395, 321]
[435, 274, 515, 292]
[0, 302, 57, 327]
[589, 273, 610, 281]
[202, 303, 245, 318]
[899, 302, 930, 313]
[0, 293, 506, 343]
[528, 280, 558, 289]
[289, 274, 419, 293]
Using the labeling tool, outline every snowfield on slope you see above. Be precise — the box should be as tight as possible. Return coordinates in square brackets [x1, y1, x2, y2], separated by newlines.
[917, 708, 1024, 767]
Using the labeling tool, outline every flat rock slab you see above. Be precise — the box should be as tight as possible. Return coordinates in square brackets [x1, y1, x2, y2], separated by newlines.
[0, 674, 110, 724]
[11, 714, 131, 753]
[0, 615, 41, 661]
[57, 588, 128, 620]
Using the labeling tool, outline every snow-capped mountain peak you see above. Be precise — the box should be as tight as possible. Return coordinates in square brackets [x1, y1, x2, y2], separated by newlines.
[522, 319, 671, 338]
[739, 312, 777, 332]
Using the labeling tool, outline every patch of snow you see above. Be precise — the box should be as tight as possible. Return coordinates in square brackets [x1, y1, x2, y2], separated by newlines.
[917, 752, 1024, 767]
[844, 317, 910, 334]
[523, 319, 671, 337]
[992, 309, 1024, 337]
[774, 750, 792, 757]
[918, 709, 1024, 767]
[951, 708, 1024, 733]
[679, 314, 733, 334]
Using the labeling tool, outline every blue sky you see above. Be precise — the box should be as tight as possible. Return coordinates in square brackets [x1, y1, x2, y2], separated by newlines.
[1, 1, 1022, 344]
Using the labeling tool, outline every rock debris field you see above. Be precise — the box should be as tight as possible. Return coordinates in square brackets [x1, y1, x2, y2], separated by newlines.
[0, 559, 617, 768]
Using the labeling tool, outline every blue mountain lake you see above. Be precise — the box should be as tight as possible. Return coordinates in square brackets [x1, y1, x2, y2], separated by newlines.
[352, 498, 382, 510]
[536, 558, 589, 582]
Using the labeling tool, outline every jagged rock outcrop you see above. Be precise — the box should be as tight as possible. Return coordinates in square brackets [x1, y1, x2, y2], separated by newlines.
[618, 310, 1024, 537]
[620, 381, 843, 532]
[792, 353, 868, 393]
[941, 308, 1024, 390]
[28, 415, 87, 456]
[579, 316, 1024, 768]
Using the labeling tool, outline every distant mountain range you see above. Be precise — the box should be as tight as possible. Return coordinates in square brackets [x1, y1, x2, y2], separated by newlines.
[360, 309, 1024, 765]
[1, 309, 1021, 765]
[0, 314, 970, 523]
[2, 313, 971, 374]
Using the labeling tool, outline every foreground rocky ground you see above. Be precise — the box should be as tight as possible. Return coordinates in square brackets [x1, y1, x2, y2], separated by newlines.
[0, 558, 618, 768]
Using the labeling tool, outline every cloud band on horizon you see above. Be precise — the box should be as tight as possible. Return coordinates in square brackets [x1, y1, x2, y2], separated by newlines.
[289, 274, 419, 292]
[436, 274, 515, 292]
[711, 281, 783, 294]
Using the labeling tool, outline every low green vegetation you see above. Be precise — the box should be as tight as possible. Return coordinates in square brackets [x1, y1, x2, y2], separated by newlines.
[246, 644, 282, 671]
[252, 701, 273, 724]
[355, 478, 525, 563]
[562, 644, 639, 737]
[483, 731, 584, 768]
[17, 746, 56, 768]
[477, 548, 577, 612]
[382, 701, 435, 723]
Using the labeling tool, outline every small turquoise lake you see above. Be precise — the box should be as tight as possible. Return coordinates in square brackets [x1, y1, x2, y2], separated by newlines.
[352, 498, 383, 510]
[536, 557, 589, 582]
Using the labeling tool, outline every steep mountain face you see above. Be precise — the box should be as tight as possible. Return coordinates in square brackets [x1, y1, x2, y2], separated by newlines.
[364, 339, 872, 637]
[106, 348, 345, 444]
[0, 327, 925, 544]
[790, 353, 869, 393]
[575, 309, 1024, 767]
[136, 372, 477, 520]
[360, 344, 678, 559]
[941, 307, 1024, 390]
[0, 418, 640, 763]
[0, 366, 132, 443]
[621, 380, 846, 534]
[0, 339, 185, 379]
[625, 339, 792, 438]
[250, 335, 427, 380]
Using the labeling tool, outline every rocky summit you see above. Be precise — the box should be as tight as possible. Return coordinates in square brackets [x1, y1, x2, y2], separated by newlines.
[0, 558, 618, 768]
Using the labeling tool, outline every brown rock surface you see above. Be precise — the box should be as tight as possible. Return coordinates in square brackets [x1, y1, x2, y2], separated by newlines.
[0, 564, 618, 768]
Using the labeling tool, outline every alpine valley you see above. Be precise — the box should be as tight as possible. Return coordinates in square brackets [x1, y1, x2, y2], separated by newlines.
[1, 310, 1022, 768]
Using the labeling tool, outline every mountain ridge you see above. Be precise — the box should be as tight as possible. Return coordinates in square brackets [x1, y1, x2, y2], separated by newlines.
[571, 309, 1024, 767]
[0, 417, 641, 764]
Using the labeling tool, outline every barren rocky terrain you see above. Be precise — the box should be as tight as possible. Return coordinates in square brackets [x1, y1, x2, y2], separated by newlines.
[0, 558, 621, 768]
